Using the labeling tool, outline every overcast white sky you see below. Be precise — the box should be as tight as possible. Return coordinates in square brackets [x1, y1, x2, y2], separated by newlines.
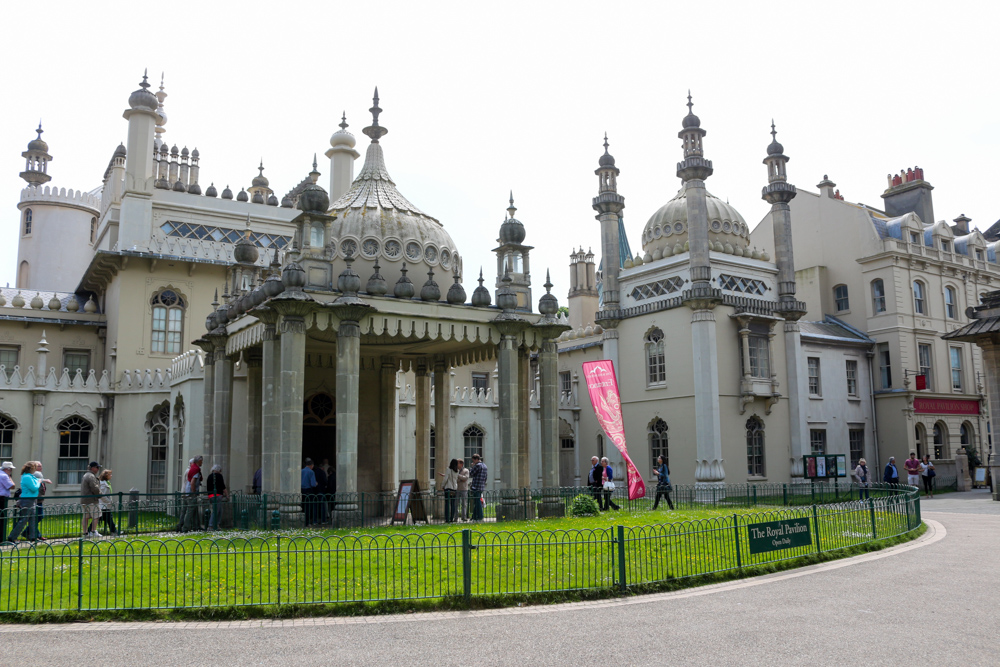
[1, 0, 997, 300]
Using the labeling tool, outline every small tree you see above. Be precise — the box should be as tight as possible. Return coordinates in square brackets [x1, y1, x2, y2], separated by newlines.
[571, 494, 600, 517]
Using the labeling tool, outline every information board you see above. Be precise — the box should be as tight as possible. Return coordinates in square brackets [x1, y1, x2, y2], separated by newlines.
[973, 467, 987, 488]
[747, 518, 813, 554]
[803, 454, 847, 479]
[391, 479, 428, 524]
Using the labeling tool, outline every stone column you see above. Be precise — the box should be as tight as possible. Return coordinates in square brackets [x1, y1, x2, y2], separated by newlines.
[433, 356, 452, 471]
[200, 345, 215, 463]
[380, 357, 397, 493]
[335, 317, 361, 516]
[517, 346, 531, 488]
[538, 339, 559, 488]
[783, 321, 809, 480]
[690, 305, 725, 491]
[278, 312, 307, 522]
[212, 340, 234, 477]
[245, 349, 263, 492]
[497, 333, 520, 489]
[260, 319, 281, 494]
[414, 360, 431, 493]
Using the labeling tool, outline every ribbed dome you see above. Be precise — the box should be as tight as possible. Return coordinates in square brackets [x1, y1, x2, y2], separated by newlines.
[499, 217, 525, 244]
[331, 129, 356, 149]
[27, 131, 48, 152]
[767, 139, 784, 156]
[252, 164, 269, 188]
[642, 187, 749, 255]
[128, 73, 158, 112]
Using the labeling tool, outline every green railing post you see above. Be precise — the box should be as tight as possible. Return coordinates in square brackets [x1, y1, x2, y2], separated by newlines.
[461, 529, 472, 601]
[783, 483, 788, 506]
[261, 493, 268, 528]
[119, 491, 125, 535]
[76, 536, 84, 611]
[752, 485, 757, 506]
[869, 497, 877, 539]
[240, 509, 248, 530]
[276, 534, 281, 607]
[733, 514, 742, 569]
[811, 482, 816, 503]
[812, 504, 822, 554]
[616, 525, 627, 593]
[271, 509, 281, 530]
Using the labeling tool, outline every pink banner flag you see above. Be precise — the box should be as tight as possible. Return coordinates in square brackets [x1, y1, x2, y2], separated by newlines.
[582, 360, 646, 500]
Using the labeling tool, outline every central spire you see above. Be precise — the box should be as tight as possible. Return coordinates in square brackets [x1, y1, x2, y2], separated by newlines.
[362, 87, 389, 143]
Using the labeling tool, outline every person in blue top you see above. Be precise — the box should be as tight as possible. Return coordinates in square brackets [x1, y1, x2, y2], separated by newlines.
[883, 456, 899, 485]
[600, 457, 621, 511]
[301, 459, 319, 526]
[652, 455, 674, 510]
[6, 461, 48, 542]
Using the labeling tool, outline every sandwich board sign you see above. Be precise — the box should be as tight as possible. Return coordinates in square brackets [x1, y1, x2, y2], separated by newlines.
[391, 479, 428, 525]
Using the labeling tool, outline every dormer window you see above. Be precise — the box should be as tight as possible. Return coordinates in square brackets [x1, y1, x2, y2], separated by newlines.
[910, 232, 920, 244]
[976, 249, 984, 261]
[941, 240, 950, 252]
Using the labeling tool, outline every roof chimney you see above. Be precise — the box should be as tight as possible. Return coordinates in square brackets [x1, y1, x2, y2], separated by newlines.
[952, 213, 971, 235]
[881, 166, 934, 224]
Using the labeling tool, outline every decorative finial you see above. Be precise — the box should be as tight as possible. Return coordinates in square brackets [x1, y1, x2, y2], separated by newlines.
[35, 121, 43, 140]
[478, 267, 484, 285]
[770, 120, 777, 141]
[258, 160, 264, 176]
[160, 72, 165, 90]
[686, 90, 693, 113]
[544, 269, 553, 293]
[245, 212, 252, 231]
[140, 69, 150, 90]
[603, 133, 609, 153]
[312, 153, 318, 171]
[339, 112, 348, 131]
[212, 289, 219, 308]
[507, 191, 516, 219]
[362, 87, 389, 142]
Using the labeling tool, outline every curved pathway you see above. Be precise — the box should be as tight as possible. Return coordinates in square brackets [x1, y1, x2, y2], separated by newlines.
[3, 491, 998, 666]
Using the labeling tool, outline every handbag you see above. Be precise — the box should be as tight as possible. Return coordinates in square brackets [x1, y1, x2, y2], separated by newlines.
[928, 468, 936, 478]
[603, 480, 615, 492]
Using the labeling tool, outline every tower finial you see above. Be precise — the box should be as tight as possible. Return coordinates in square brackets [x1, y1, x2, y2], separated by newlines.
[258, 160, 264, 176]
[362, 86, 389, 143]
[544, 269, 553, 293]
[35, 121, 43, 139]
[771, 119, 777, 141]
[339, 112, 348, 131]
[687, 89, 693, 114]
[140, 68, 150, 90]
[312, 153, 318, 171]
[603, 132, 609, 152]
[507, 191, 517, 219]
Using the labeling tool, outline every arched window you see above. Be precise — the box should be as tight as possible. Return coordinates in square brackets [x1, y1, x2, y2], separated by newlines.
[834, 284, 849, 312]
[645, 328, 666, 386]
[649, 418, 668, 471]
[57, 416, 93, 485]
[746, 417, 765, 477]
[914, 423, 926, 459]
[303, 393, 335, 425]
[22, 209, 32, 235]
[463, 425, 484, 467]
[945, 286, 958, 319]
[151, 290, 185, 355]
[960, 422, 972, 447]
[146, 403, 169, 494]
[933, 422, 947, 459]
[872, 279, 886, 313]
[0, 414, 15, 460]
[17, 261, 29, 290]
[913, 281, 926, 315]
[90, 217, 97, 244]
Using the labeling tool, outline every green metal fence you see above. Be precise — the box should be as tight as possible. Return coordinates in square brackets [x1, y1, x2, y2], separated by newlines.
[0, 484, 921, 613]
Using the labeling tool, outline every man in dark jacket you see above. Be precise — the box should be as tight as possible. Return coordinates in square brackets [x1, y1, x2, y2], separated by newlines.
[313, 463, 329, 524]
[883, 457, 899, 485]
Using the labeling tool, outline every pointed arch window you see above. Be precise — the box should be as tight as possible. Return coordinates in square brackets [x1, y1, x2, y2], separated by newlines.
[90, 217, 97, 244]
[0, 414, 14, 460]
[147, 404, 169, 494]
[151, 290, 185, 355]
[746, 417, 765, 477]
[463, 425, 484, 467]
[649, 419, 668, 471]
[645, 329, 666, 386]
[57, 416, 93, 485]
[22, 209, 32, 236]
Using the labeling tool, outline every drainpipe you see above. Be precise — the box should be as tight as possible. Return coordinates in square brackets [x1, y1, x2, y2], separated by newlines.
[867, 347, 881, 472]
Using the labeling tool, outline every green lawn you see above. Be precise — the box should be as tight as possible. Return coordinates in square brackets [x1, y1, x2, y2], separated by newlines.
[0, 496, 920, 615]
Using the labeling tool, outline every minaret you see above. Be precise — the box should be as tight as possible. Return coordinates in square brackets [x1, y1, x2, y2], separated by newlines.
[120, 70, 158, 251]
[154, 73, 168, 150]
[327, 112, 360, 202]
[592, 134, 625, 310]
[493, 193, 533, 312]
[677, 93, 724, 490]
[762, 122, 809, 480]
[20, 123, 52, 186]
[567, 247, 598, 330]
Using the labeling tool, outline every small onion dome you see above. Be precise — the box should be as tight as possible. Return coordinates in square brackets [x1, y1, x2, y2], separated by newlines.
[191, 148, 200, 158]
[263, 272, 285, 298]
[267, 194, 279, 206]
[282, 261, 306, 290]
[250, 286, 266, 308]
[113, 143, 127, 158]
[337, 255, 362, 295]
[471, 268, 491, 307]
[173, 179, 186, 192]
[30, 293, 44, 309]
[598, 134, 615, 167]
[237, 188, 249, 202]
[280, 195, 294, 208]
[767, 138, 784, 155]
[188, 182, 202, 195]
[393, 262, 415, 299]
[446, 268, 466, 304]
[83, 296, 98, 313]
[366, 260, 388, 296]
[538, 271, 558, 316]
[181, 146, 190, 157]
[499, 192, 525, 244]
[331, 112, 357, 149]
[66, 296, 80, 312]
[222, 185, 234, 200]
[251, 191, 264, 204]
[252, 163, 269, 188]
[12, 292, 24, 308]
[297, 182, 330, 213]
[128, 71, 158, 112]
[205, 183, 218, 197]
[234, 235, 259, 265]
[171, 144, 179, 156]
[48, 295, 62, 311]
[420, 269, 441, 301]
[682, 92, 700, 128]
[205, 309, 218, 332]
[496, 278, 518, 312]
[27, 125, 48, 152]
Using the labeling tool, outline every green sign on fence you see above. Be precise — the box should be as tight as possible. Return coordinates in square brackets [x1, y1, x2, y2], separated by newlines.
[746, 518, 812, 554]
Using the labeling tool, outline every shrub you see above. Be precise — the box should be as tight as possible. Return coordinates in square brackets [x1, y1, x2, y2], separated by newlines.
[571, 494, 600, 517]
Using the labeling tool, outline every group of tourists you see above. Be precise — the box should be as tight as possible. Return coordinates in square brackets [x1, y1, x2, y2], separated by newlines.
[853, 453, 936, 499]
[587, 455, 675, 511]
[436, 458, 470, 522]
[174, 455, 229, 532]
[0, 459, 117, 543]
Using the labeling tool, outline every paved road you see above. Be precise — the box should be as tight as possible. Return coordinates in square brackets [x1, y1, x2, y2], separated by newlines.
[4, 491, 998, 666]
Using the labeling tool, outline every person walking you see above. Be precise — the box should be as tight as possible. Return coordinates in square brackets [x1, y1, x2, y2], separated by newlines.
[98, 469, 117, 535]
[301, 459, 319, 526]
[600, 457, 620, 511]
[854, 458, 871, 500]
[177, 456, 204, 532]
[206, 464, 229, 530]
[468, 454, 488, 521]
[904, 452, 921, 488]
[252, 467, 262, 495]
[920, 454, 935, 498]
[0, 462, 13, 539]
[883, 456, 899, 485]
[456, 459, 470, 522]
[80, 461, 102, 537]
[312, 461, 330, 524]
[438, 459, 459, 523]
[588, 456, 604, 507]
[6, 462, 43, 543]
[32, 468, 47, 540]
[652, 455, 674, 510]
